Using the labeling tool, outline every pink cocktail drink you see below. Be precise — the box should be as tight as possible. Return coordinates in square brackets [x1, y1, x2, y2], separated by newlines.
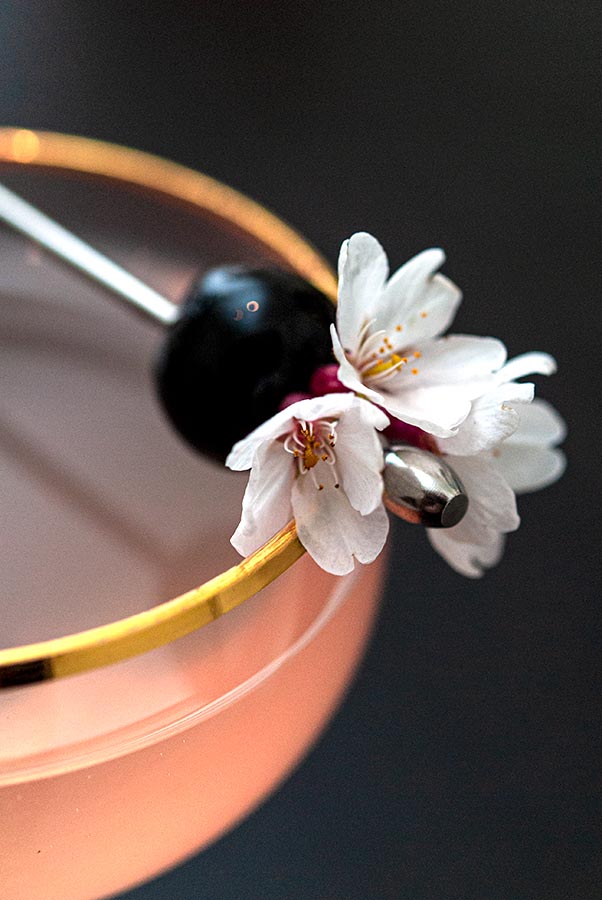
[1, 556, 382, 900]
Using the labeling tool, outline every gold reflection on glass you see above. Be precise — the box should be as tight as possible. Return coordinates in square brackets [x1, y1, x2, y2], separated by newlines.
[10, 129, 41, 163]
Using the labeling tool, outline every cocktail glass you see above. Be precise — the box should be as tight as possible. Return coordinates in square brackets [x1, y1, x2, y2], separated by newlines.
[0, 130, 385, 900]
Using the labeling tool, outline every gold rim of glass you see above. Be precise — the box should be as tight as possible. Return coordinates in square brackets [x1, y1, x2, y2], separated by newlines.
[0, 127, 338, 689]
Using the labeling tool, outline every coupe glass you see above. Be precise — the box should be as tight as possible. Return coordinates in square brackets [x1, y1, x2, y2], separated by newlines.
[0, 130, 385, 900]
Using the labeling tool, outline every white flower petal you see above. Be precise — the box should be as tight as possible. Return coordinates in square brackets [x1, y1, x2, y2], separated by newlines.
[426, 454, 518, 577]
[333, 401, 387, 515]
[347, 394, 390, 431]
[496, 352, 557, 384]
[439, 382, 534, 456]
[282, 391, 358, 421]
[493, 444, 567, 494]
[365, 335, 506, 434]
[292, 476, 389, 575]
[505, 398, 567, 447]
[379, 247, 444, 311]
[337, 232, 389, 349]
[377, 250, 462, 346]
[428, 526, 506, 578]
[373, 383, 473, 437]
[331, 323, 378, 395]
[230, 441, 293, 556]
[493, 398, 567, 493]
[446, 455, 520, 537]
[407, 335, 507, 387]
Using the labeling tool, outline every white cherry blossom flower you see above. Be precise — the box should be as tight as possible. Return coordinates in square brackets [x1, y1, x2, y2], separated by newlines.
[226, 393, 390, 575]
[426, 354, 565, 577]
[330, 232, 508, 437]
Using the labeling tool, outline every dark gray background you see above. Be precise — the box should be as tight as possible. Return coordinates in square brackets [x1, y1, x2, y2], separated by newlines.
[1, 2, 600, 898]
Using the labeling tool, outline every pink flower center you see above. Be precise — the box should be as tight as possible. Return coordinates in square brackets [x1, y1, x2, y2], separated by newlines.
[283, 419, 341, 491]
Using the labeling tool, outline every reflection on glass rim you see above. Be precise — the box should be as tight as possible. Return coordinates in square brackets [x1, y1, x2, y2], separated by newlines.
[3, 564, 362, 786]
[0, 128, 337, 688]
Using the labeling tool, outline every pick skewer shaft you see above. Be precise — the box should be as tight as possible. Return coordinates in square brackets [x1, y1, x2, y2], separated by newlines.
[0, 182, 178, 326]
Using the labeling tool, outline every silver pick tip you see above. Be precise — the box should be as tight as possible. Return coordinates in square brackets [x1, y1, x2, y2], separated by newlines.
[383, 443, 469, 529]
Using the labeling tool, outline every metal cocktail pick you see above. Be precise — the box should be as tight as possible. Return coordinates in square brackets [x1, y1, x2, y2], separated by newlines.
[0, 182, 468, 529]
[0, 182, 177, 326]
[383, 443, 468, 528]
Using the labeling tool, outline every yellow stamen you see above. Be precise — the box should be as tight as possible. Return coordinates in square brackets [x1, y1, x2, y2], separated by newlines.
[364, 353, 402, 378]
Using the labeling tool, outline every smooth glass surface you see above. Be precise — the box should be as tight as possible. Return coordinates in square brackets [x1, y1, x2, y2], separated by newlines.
[0, 161, 384, 899]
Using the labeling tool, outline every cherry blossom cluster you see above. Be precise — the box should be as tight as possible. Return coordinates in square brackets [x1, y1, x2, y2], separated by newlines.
[227, 233, 565, 577]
